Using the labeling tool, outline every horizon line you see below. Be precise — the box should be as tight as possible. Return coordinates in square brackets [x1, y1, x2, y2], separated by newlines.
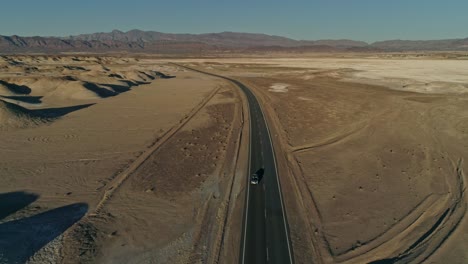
[1, 29, 467, 44]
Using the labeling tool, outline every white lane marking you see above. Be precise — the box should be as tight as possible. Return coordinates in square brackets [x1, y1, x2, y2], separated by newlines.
[267, 247, 270, 261]
[258, 99, 294, 264]
[241, 93, 253, 264]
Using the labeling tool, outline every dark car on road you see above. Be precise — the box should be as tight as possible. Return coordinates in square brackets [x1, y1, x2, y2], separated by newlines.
[250, 173, 259, 185]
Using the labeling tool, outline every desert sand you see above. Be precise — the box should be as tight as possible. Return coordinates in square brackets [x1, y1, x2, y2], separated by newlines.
[0, 55, 244, 263]
[0, 54, 467, 263]
[179, 57, 467, 264]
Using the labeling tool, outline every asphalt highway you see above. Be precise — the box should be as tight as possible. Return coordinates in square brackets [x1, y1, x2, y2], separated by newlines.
[175, 64, 294, 264]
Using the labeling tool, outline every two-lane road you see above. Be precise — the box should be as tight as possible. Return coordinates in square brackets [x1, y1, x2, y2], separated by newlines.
[240, 79, 294, 264]
[175, 64, 294, 264]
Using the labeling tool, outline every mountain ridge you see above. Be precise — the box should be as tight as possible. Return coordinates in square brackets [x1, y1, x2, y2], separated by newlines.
[1, 29, 468, 53]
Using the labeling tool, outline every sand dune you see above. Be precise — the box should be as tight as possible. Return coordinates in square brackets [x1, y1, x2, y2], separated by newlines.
[0, 56, 176, 129]
[0, 100, 45, 129]
[0, 98, 95, 130]
[48, 81, 108, 100]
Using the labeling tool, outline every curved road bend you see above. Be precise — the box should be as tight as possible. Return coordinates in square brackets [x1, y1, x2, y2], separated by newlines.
[174, 64, 294, 264]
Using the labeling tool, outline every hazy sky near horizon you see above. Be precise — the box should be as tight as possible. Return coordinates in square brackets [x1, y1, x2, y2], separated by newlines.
[1, 0, 468, 42]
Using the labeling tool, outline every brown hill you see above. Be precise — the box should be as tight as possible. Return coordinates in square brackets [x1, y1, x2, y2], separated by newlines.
[1, 30, 468, 53]
[371, 38, 468, 51]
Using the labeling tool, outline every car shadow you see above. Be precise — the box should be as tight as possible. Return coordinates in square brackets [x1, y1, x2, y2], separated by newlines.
[0, 203, 88, 263]
[256, 168, 265, 182]
[0, 192, 39, 221]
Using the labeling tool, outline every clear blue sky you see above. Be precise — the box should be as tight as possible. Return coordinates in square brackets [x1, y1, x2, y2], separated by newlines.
[1, 0, 468, 42]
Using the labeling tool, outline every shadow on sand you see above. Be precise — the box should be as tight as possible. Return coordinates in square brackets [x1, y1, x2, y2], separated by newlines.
[0, 192, 39, 221]
[31, 103, 95, 118]
[0, 80, 31, 95]
[0, 95, 43, 104]
[101, 83, 132, 93]
[0, 202, 88, 263]
[154, 72, 176, 79]
[82, 82, 118, 98]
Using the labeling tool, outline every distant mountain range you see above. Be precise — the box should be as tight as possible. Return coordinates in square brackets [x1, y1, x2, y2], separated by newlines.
[1, 29, 468, 54]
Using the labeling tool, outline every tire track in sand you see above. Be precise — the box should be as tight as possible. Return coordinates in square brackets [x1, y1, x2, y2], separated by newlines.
[90, 85, 221, 216]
